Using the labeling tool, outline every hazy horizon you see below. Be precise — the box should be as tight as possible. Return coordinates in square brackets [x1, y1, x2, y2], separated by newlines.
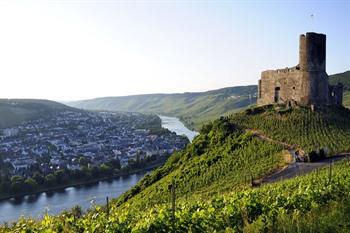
[0, 0, 349, 101]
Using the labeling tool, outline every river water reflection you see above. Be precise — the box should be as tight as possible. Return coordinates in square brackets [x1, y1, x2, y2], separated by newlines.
[0, 115, 197, 223]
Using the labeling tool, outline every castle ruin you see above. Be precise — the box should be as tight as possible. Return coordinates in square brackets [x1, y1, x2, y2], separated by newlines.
[257, 32, 343, 106]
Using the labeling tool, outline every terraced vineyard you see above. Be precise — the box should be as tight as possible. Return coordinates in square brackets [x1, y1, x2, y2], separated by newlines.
[2, 105, 350, 232]
[2, 159, 350, 232]
[115, 118, 285, 209]
[230, 105, 350, 156]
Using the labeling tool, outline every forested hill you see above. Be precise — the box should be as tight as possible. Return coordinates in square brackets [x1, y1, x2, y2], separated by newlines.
[67, 85, 258, 130]
[67, 71, 349, 130]
[329, 70, 350, 107]
[329, 70, 350, 90]
[0, 99, 78, 128]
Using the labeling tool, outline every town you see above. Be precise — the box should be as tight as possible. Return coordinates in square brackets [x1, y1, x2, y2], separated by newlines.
[0, 110, 189, 178]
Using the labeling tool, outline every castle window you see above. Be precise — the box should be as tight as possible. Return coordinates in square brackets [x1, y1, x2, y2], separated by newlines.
[258, 80, 262, 99]
[274, 87, 281, 103]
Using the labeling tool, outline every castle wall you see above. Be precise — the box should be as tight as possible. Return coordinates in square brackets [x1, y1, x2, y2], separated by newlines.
[257, 68, 309, 106]
[257, 32, 342, 107]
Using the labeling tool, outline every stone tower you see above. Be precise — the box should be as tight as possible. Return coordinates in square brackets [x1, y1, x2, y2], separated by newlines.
[257, 32, 343, 106]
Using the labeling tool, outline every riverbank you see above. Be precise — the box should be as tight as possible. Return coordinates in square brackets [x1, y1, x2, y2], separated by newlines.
[0, 159, 164, 202]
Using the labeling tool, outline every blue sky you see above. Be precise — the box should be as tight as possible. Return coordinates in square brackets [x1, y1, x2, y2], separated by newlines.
[0, 0, 349, 100]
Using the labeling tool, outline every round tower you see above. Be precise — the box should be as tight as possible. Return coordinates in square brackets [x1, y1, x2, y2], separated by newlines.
[299, 32, 329, 105]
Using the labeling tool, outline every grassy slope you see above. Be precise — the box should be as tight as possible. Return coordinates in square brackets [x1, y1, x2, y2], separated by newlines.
[230, 105, 350, 155]
[114, 105, 350, 210]
[0, 99, 77, 128]
[114, 118, 285, 210]
[343, 91, 350, 107]
[329, 70, 350, 108]
[3, 149, 350, 232]
[68, 85, 258, 130]
[2, 106, 350, 231]
[329, 70, 350, 91]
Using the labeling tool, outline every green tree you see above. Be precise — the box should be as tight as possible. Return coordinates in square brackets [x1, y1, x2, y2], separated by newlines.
[33, 172, 45, 185]
[45, 174, 56, 187]
[78, 156, 88, 167]
[10, 175, 25, 192]
[24, 178, 38, 192]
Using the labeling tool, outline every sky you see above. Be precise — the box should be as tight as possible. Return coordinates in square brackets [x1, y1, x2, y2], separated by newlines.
[0, 0, 349, 101]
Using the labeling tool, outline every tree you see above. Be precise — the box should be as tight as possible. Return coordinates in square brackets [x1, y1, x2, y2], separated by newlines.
[45, 174, 56, 187]
[100, 164, 113, 176]
[0, 180, 11, 193]
[107, 158, 121, 170]
[10, 175, 25, 192]
[78, 156, 88, 167]
[24, 178, 38, 192]
[90, 166, 100, 178]
[54, 170, 67, 184]
[33, 172, 45, 185]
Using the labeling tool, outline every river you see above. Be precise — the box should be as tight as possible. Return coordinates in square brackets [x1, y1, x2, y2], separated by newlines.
[159, 115, 198, 142]
[0, 116, 197, 223]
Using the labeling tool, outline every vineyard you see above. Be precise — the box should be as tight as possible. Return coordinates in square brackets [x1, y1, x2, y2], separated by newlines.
[230, 105, 350, 156]
[114, 117, 285, 209]
[2, 105, 350, 232]
[2, 159, 350, 232]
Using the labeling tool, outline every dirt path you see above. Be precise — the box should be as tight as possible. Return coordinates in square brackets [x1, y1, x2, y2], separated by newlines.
[247, 129, 350, 184]
[263, 153, 350, 183]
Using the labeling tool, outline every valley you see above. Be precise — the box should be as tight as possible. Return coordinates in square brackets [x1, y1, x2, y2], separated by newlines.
[2, 104, 350, 232]
[67, 71, 350, 130]
[0, 101, 189, 200]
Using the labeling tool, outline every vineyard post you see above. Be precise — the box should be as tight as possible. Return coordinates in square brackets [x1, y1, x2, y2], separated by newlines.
[106, 196, 109, 219]
[329, 161, 332, 184]
[296, 163, 299, 176]
[171, 179, 176, 230]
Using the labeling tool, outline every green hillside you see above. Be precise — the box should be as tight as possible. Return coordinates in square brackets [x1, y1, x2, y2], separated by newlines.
[5, 160, 349, 232]
[67, 71, 350, 130]
[0, 99, 77, 128]
[329, 70, 350, 108]
[231, 105, 350, 155]
[343, 91, 350, 107]
[114, 105, 350, 210]
[115, 118, 285, 209]
[329, 70, 350, 90]
[68, 85, 257, 130]
[3, 106, 350, 232]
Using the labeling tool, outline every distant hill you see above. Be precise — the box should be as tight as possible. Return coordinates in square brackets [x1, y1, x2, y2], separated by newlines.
[0, 99, 78, 128]
[329, 71, 350, 108]
[67, 71, 349, 130]
[329, 70, 350, 90]
[67, 85, 257, 130]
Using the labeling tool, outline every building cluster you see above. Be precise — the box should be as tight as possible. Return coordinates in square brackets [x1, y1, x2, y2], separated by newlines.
[0, 111, 188, 176]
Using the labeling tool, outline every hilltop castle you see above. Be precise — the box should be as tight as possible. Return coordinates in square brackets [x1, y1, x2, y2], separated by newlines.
[257, 32, 343, 106]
